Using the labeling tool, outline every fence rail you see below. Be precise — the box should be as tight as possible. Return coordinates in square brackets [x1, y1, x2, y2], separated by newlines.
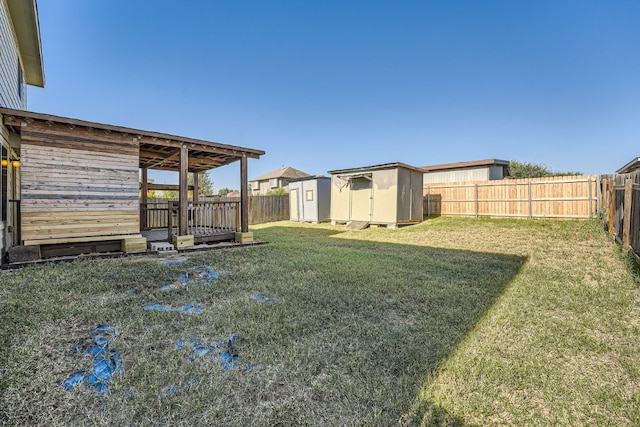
[423, 175, 599, 219]
[601, 172, 640, 259]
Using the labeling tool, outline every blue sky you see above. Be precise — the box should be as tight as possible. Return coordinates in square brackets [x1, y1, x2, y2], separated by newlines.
[28, 0, 640, 191]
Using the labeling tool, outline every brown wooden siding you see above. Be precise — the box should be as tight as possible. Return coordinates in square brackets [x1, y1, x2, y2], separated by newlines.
[20, 122, 140, 245]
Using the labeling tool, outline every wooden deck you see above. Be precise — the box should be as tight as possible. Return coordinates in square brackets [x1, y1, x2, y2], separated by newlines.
[142, 227, 236, 244]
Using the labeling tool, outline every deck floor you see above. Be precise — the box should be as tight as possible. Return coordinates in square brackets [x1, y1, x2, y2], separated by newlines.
[142, 228, 236, 243]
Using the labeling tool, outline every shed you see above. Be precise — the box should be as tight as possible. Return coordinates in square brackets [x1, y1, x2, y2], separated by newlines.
[328, 163, 423, 229]
[422, 159, 510, 184]
[288, 176, 331, 223]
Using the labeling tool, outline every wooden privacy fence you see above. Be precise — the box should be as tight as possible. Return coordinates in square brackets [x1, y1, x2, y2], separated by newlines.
[141, 195, 289, 229]
[601, 171, 640, 258]
[423, 175, 599, 219]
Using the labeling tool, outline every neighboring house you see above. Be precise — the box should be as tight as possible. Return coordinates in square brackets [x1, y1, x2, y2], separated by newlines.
[0, 0, 45, 261]
[422, 159, 510, 184]
[328, 162, 423, 229]
[616, 157, 640, 174]
[224, 190, 241, 198]
[249, 166, 310, 195]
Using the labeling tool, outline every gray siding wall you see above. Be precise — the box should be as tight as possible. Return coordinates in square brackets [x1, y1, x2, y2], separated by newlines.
[317, 178, 331, 222]
[423, 166, 491, 184]
[0, 0, 25, 109]
[488, 165, 506, 180]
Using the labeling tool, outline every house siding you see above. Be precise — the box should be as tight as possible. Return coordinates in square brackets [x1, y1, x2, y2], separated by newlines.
[0, 0, 25, 110]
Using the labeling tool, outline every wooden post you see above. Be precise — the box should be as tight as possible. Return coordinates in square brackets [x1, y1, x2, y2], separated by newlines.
[141, 168, 148, 230]
[179, 144, 188, 236]
[240, 154, 249, 233]
[167, 201, 173, 242]
[608, 180, 615, 235]
[475, 183, 479, 218]
[193, 172, 199, 202]
[587, 178, 593, 219]
[623, 178, 633, 249]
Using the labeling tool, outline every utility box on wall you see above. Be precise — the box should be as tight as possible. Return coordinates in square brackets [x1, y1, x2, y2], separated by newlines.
[288, 176, 331, 223]
[328, 162, 423, 228]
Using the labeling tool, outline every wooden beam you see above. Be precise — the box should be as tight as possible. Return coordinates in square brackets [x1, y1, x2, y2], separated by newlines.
[141, 168, 148, 229]
[240, 154, 249, 233]
[193, 173, 199, 202]
[179, 144, 188, 236]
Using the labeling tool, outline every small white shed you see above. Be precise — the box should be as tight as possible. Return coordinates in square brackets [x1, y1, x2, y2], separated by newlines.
[288, 176, 331, 223]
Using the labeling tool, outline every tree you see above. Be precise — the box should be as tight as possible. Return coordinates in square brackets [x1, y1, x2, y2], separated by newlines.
[218, 187, 233, 196]
[161, 172, 214, 198]
[509, 160, 581, 179]
[266, 187, 286, 195]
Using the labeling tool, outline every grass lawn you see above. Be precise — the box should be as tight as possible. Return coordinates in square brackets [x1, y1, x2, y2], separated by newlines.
[1, 217, 638, 426]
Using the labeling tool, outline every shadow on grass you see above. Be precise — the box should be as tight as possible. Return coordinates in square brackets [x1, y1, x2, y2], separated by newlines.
[250, 224, 526, 425]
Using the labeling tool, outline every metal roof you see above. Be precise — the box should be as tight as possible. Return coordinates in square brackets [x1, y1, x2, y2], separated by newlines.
[421, 158, 510, 172]
[328, 162, 424, 175]
[616, 157, 640, 174]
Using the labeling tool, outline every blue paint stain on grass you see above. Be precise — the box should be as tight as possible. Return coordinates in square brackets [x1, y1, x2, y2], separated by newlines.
[250, 292, 276, 303]
[159, 378, 197, 399]
[143, 302, 203, 315]
[160, 265, 223, 291]
[174, 334, 252, 370]
[63, 325, 124, 394]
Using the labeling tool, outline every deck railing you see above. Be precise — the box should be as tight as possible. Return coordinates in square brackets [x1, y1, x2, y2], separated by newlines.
[141, 199, 239, 236]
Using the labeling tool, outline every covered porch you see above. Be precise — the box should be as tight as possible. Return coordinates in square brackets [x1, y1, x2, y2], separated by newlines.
[0, 108, 264, 262]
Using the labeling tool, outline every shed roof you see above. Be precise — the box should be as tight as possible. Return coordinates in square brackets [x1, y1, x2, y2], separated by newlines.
[251, 166, 310, 181]
[287, 175, 330, 183]
[421, 158, 510, 172]
[328, 162, 424, 176]
[616, 157, 640, 174]
[0, 108, 265, 173]
[6, 0, 44, 87]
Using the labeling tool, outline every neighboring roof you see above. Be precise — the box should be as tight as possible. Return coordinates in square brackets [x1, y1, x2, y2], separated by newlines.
[251, 166, 311, 181]
[421, 159, 510, 172]
[0, 108, 265, 173]
[328, 162, 424, 175]
[616, 157, 640, 174]
[6, 0, 44, 87]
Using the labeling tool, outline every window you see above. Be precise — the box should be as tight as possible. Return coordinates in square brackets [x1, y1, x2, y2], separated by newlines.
[249, 181, 259, 190]
[269, 178, 278, 189]
[306, 190, 314, 201]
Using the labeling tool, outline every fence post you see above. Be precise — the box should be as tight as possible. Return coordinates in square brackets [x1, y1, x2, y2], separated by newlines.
[608, 180, 615, 235]
[623, 178, 633, 249]
[587, 177, 593, 219]
[426, 186, 430, 216]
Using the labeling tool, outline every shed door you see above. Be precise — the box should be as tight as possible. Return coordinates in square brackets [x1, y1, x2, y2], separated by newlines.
[290, 189, 299, 221]
[349, 177, 373, 221]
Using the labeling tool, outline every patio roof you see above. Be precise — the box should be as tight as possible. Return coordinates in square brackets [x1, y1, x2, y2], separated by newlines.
[0, 108, 264, 173]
